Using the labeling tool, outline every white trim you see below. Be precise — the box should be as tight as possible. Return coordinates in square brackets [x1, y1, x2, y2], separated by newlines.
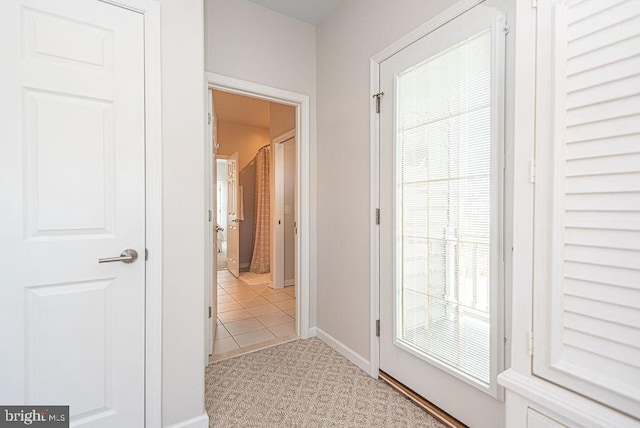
[164, 413, 209, 428]
[311, 328, 371, 374]
[205, 88, 215, 359]
[368, 0, 498, 381]
[205, 72, 312, 340]
[273, 130, 296, 143]
[503, 0, 536, 378]
[100, 0, 163, 426]
[273, 129, 296, 290]
[284, 279, 295, 287]
[369, 58, 381, 379]
[498, 370, 639, 428]
[274, 139, 284, 289]
[370, 0, 485, 63]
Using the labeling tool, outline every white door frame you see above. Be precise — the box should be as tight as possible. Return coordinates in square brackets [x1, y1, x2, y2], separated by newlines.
[205, 88, 216, 356]
[205, 72, 312, 342]
[100, 0, 162, 425]
[368, 0, 495, 378]
[273, 129, 297, 289]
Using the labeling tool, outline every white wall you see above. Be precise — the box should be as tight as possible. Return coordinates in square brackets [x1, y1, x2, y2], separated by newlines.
[315, 0, 460, 361]
[160, 0, 206, 426]
[206, 0, 317, 324]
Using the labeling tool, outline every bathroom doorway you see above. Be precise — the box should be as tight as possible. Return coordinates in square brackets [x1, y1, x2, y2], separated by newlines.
[206, 84, 301, 362]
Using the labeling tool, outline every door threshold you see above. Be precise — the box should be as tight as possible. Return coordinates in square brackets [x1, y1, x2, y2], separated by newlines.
[209, 334, 299, 364]
[379, 370, 467, 428]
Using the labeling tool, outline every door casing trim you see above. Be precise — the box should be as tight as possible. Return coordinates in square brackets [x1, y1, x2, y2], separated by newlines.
[100, 0, 163, 426]
[273, 129, 297, 290]
[205, 72, 312, 345]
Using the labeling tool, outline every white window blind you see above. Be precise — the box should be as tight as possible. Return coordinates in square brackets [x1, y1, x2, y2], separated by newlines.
[396, 28, 495, 386]
[533, 0, 640, 418]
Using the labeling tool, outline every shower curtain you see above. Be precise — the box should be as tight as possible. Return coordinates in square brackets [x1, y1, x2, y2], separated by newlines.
[250, 146, 271, 273]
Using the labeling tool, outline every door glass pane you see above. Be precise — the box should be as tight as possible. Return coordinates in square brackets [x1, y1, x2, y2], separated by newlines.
[396, 28, 492, 386]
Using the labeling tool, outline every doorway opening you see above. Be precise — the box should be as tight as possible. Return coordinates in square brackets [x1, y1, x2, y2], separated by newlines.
[205, 77, 308, 362]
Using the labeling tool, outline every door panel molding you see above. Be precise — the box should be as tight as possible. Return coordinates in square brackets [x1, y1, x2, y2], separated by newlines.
[226, 152, 240, 278]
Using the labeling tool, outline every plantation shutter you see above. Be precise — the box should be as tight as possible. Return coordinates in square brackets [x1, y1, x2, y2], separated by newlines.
[532, 0, 640, 419]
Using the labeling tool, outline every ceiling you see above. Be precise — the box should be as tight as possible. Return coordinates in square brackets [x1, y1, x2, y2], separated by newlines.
[246, 0, 342, 25]
[212, 90, 271, 129]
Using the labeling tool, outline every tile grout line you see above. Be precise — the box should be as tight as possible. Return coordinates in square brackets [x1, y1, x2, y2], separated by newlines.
[214, 275, 297, 356]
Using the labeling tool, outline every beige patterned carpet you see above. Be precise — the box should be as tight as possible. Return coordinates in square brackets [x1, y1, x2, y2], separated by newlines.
[205, 338, 444, 427]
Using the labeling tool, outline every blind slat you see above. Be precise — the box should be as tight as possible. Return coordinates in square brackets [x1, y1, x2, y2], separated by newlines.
[397, 27, 493, 386]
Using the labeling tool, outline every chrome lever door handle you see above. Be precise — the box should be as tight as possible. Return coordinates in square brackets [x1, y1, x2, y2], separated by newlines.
[99, 249, 138, 264]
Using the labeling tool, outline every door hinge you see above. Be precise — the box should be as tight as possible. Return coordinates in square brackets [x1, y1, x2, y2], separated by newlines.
[373, 92, 384, 114]
[503, 23, 510, 34]
[375, 208, 380, 225]
[208, 113, 212, 125]
[145, 248, 149, 261]
[294, 221, 298, 235]
[208, 306, 212, 319]
[527, 331, 534, 356]
[529, 159, 536, 183]
[376, 319, 380, 337]
[532, 0, 538, 8]
[208, 210, 212, 222]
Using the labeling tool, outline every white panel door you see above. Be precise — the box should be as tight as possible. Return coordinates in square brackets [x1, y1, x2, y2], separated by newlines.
[379, 4, 506, 427]
[533, 0, 640, 419]
[0, 1, 146, 427]
[227, 152, 240, 277]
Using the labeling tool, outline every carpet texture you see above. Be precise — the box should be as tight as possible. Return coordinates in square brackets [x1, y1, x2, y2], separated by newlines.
[205, 338, 444, 427]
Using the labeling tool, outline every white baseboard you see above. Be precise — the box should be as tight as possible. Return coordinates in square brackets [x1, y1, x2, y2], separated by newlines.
[311, 327, 370, 374]
[165, 412, 209, 428]
[284, 278, 295, 286]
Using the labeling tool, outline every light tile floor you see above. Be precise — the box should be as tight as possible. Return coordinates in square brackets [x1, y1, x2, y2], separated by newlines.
[212, 269, 296, 361]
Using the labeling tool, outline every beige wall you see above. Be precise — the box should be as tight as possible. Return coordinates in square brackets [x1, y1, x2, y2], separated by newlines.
[315, 0, 460, 361]
[217, 121, 270, 171]
[160, 0, 206, 425]
[269, 102, 295, 140]
[206, 0, 317, 324]
[206, 0, 316, 99]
